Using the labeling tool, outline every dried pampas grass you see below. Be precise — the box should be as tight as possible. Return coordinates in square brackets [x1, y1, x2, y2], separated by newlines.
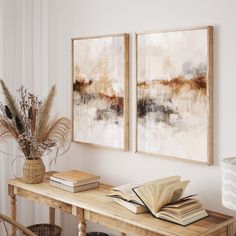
[0, 80, 20, 119]
[45, 117, 71, 148]
[0, 80, 25, 134]
[0, 118, 18, 140]
[0, 80, 71, 159]
[36, 85, 56, 141]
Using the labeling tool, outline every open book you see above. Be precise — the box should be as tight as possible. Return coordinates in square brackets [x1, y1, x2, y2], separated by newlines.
[132, 176, 208, 226]
[107, 182, 144, 205]
[107, 182, 148, 213]
[112, 198, 148, 214]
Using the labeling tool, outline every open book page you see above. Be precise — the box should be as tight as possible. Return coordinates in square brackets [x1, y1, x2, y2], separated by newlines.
[162, 202, 203, 216]
[160, 199, 202, 214]
[155, 180, 190, 212]
[157, 208, 208, 226]
[132, 176, 181, 214]
[158, 207, 204, 220]
[157, 196, 208, 226]
[107, 182, 144, 205]
[157, 197, 208, 226]
[163, 198, 199, 208]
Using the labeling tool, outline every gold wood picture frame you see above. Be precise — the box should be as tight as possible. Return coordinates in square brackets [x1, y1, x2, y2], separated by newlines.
[72, 33, 129, 151]
[135, 26, 213, 165]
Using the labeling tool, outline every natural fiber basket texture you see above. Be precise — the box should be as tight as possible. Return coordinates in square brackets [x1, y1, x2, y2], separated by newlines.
[27, 224, 62, 236]
[23, 159, 45, 184]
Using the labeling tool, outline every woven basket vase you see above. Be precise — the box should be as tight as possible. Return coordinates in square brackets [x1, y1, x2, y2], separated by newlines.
[23, 159, 45, 184]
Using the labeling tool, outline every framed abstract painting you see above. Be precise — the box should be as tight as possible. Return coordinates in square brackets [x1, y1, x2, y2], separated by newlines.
[136, 26, 213, 164]
[72, 34, 129, 150]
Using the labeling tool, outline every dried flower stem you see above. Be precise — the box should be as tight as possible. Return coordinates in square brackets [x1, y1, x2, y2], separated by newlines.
[0, 80, 24, 134]
[31, 97, 36, 136]
[36, 85, 56, 142]
[0, 81, 71, 160]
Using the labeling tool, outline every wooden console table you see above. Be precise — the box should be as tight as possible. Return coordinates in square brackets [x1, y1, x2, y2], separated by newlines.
[8, 178, 235, 236]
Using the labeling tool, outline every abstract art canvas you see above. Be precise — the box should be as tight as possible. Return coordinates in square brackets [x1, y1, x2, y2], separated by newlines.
[136, 26, 213, 164]
[72, 34, 129, 150]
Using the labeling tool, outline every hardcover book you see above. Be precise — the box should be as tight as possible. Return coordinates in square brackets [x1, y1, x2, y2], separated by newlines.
[107, 182, 144, 206]
[153, 198, 208, 226]
[112, 197, 148, 214]
[50, 176, 98, 187]
[51, 170, 100, 185]
[49, 180, 99, 193]
[132, 176, 208, 226]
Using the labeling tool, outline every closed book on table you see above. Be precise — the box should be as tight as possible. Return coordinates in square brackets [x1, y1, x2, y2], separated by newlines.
[50, 180, 99, 193]
[51, 170, 100, 185]
[112, 198, 148, 214]
[50, 176, 98, 187]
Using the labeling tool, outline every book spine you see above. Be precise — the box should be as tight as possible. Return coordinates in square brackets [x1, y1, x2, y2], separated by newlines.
[132, 187, 157, 218]
[50, 180, 74, 192]
[50, 176, 99, 187]
[50, 180, 99, 193]
[50, 176, 75, 187]
[52, 174, 100, 184]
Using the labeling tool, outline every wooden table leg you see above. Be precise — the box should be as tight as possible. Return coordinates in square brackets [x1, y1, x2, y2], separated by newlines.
[8, 185, 16, 236]
[49, 207, 55, 224]
[77, 208, 86, 236]
[227, 222, 234, 236]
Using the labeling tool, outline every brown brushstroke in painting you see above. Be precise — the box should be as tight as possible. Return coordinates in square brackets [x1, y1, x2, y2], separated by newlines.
[138, 75, 207, 95]
[137, 75, 207, 122]
[73, 62, 124, 121]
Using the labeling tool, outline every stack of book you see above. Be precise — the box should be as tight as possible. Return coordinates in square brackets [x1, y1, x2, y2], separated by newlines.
[107, 176, 208, 226]
[49, 170, 100, 193]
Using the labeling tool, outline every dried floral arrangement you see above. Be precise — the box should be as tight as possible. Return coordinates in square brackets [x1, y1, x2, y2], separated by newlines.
[0, 80, 71, 160]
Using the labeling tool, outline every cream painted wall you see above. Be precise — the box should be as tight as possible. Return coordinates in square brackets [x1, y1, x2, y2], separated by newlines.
[1, 0, 236, 235]
[48, 0, 236, 235]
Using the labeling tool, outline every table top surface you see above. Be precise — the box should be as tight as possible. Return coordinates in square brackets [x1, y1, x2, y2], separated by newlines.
[8, 178, 235, 236]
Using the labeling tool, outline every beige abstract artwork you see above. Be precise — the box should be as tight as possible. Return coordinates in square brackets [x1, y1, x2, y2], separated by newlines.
[72, 34, 129, 150]
[136, 27, 213, 164]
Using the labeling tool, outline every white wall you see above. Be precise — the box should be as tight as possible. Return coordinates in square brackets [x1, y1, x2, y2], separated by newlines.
[51, 0, 236, 235]
[2, 0, 236, 235]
